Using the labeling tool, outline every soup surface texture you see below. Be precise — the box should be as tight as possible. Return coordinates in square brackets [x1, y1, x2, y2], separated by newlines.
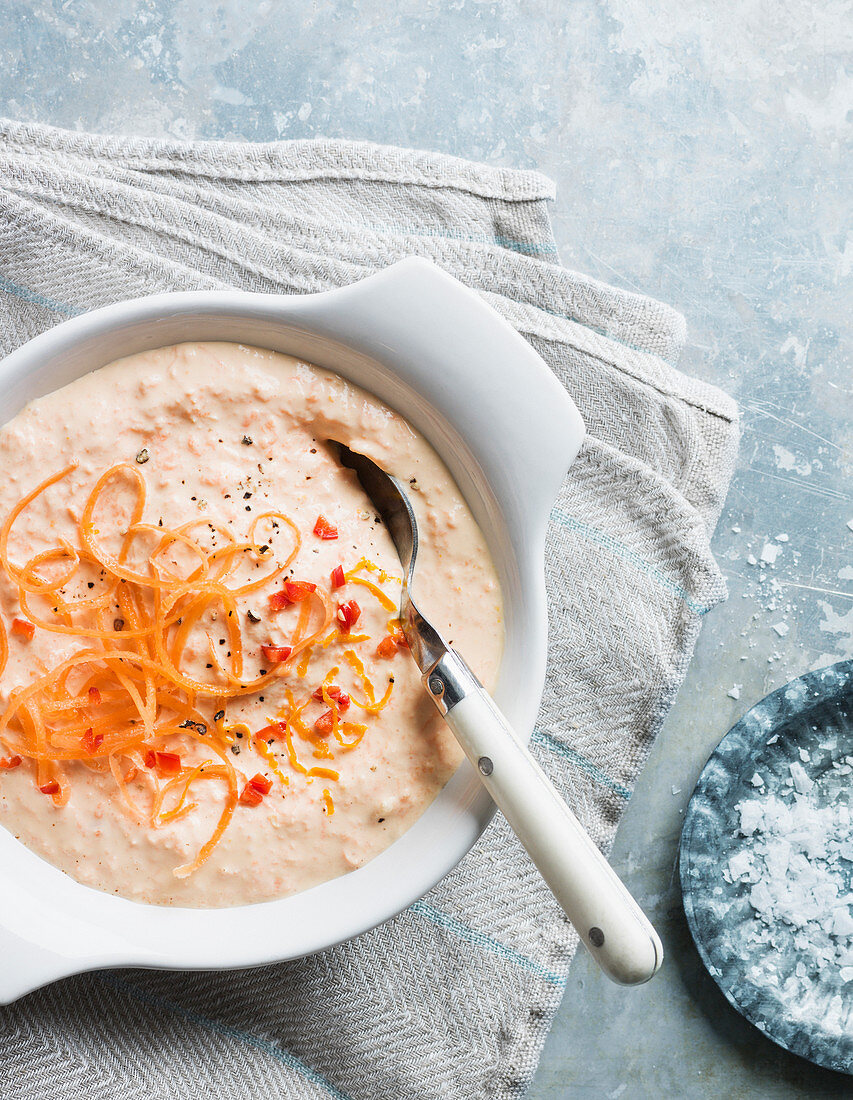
[0, 342, 502, 906]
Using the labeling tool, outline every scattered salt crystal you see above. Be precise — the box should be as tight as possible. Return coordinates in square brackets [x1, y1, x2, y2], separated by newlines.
[775, 533, 789, 542]
[732, 525, 741, 533]
[739, 801, 764, 834]
[772, 622, 790, 637]
[671, 785, 681, 795]
[827, 995, 844, 1032]
[840, 967, 853, 983]
[847, 519, 853, 532]
[798, 748, 810, 763]
[766, 734, 779, 744]
[747, 554, 758, 566]
[763, 838, 790, 879]
[750, 880, 775, 914]
[728, 684, 742, 700]
[729, 850, 753, 879]
[760, 543, 781, 564]
[832, 907, 853, 937]
[789, 762, 813, 794]
[750, 772, 765, 787]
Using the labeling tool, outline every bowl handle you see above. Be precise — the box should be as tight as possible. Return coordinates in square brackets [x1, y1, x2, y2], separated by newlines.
[0, 924, 90, 1004]
[268, 257, 586, 524]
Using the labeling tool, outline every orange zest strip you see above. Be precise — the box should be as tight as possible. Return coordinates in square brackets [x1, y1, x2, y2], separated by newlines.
[345, 573, 397, 613]
[347, 557, 400, 584]
[308, 766, 339, 781]
[334, 722, 368, 751]
[342, 649, 376, 704]
[347, 679, 394, 715]
[253, 735, 289, 786]
[281, 715, 309, 776]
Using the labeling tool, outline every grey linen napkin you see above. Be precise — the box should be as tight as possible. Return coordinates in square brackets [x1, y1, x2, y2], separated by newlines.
[0, 120, 738, 1100]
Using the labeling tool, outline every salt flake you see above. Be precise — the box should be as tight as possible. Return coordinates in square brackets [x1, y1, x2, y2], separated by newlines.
[789, 762, 813, 794]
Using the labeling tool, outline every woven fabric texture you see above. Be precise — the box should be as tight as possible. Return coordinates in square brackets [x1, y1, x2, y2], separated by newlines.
[0, 119, 738, 1100]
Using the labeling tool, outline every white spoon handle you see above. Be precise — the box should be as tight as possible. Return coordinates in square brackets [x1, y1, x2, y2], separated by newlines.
[427, 663, 662, 985]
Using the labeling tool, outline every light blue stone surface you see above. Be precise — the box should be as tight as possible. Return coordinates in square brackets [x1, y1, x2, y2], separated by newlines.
[1, 2, 850, 1095]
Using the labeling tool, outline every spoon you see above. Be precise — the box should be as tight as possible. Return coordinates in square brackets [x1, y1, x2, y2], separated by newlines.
[330, 441, 663, 985]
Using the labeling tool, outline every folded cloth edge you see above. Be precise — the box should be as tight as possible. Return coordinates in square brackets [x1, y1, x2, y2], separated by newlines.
[0, 118, 557, 202]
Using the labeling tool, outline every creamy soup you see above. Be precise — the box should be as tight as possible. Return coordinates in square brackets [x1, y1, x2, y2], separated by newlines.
[0, 342, 502, 906]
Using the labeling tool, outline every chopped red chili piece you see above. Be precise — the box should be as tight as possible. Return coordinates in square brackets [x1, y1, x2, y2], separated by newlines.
[239, 783, 264, 806]
[81, 727, 104, 755]
[376, 635, 399, 659]
[313, 515, 338, 540]
[123, 766, 138, 783]
[313, 710, 335, 737]
[38, 780, 60, 796]
[330, 565, 346, 589]
[336, 600, 361, 631]
[0, 755, 22, 770]
[255, 720, 287, 742]
[269, 580, 317, 610]
[88, 686, 102, 705]
[285, 580, 316, 602]
[247, 773, 273, 796]
[154, 751, 182, 776]
[312, 684, 350, 710]
[11, 618, 35, 641]
[143, 748, 156, 769]
[378, 622, 409, 658]
[260, 644, 293, 664]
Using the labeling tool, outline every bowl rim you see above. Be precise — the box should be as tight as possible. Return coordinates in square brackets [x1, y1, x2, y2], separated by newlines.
[0, 258, 585, 1001]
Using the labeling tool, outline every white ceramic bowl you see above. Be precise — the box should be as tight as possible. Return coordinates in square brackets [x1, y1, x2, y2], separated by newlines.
[0, 258, 584, 1002]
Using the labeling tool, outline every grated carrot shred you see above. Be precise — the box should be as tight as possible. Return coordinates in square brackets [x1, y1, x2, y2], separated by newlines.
[0, 460, 404, 879]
